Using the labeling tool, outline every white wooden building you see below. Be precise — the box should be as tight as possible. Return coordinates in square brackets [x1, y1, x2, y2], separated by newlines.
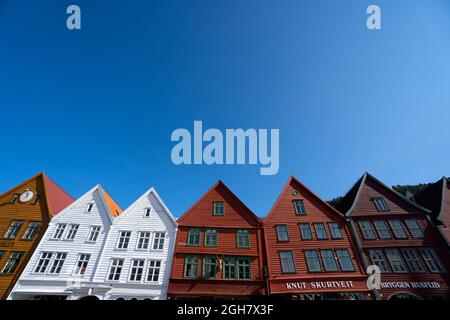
[8, 185, 123, 300]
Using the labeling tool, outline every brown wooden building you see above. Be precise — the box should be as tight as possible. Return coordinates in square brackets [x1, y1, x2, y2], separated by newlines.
[168, 181, 266, 299]
[336, 172, 450, 300]
[0, 173, 74, 299]
[264, 176, 371, 300]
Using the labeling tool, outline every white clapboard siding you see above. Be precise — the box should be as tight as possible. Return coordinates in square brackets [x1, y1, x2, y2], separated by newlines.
[93, 188, 177, 300]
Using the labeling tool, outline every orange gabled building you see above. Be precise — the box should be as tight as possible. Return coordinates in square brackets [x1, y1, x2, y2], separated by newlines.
[0, 173, 74, 299]
[168, 181, 266, 299]
[264, 177, 371, 300]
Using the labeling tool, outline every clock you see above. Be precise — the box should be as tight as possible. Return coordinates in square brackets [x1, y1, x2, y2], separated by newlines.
[19, 189, 35, 203]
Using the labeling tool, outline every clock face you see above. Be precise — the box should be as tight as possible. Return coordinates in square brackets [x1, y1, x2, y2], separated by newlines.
[19, 190, 35, 203]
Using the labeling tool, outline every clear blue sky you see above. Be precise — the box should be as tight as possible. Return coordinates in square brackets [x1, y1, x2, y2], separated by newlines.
[1, 1, 449, 217]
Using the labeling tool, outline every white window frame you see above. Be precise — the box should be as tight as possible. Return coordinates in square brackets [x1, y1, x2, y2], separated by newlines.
[86, 226, 101, 243]
[146, 260, 162, 283]
[152, 232, 166, 251]
[85, 202, 95, 213]
[73, 253, 91, 276]
[116, 231, 132, 250]
[64, 224, 80, 241]
[107, 258, 124, 282]
[128, 259, 146, 282]
[48, 252, 67, 275]
[136, 231, 151, 250]
[144, 208, 152, 218]
[52, 224, 67, 240]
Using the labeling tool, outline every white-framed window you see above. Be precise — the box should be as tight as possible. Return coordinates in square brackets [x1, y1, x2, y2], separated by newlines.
[385, 249, 407, 273]
[293, 200, 307, 215]
[73, 254, 91, 276]
[87, 226, 101, 242]
[401, 249, 425, 273]
[279, 251, 296, 273]
[276, 225, 289, 242]
[129, 259, 145, 282]
[405, 219, 424, 238]
[107, 259, 124, 281]
[22, 222, 42, 240]
[373, 220, 391, 239]
[359, 221, 376, 240]
[320, 249, 338, 272]
[48, 253, 67, 275]
[152, 232, 166, 250]
[313, 223, 327, 240]
[305, 250, 322, 272]
[65, 224, 79, 240]
[144, 208, 151, 217]
[369, 249, 390, 273]
[328, 223, 343, 239]
[34, 252, 53, 274]
[3, 221, 24, 239]
[86, 202, 95, 213]
[147, 260, 161, 282]
[52, 224, 67, 240]
[336, 249, 355, 271]
[372, 197, 390, 212]
[213, 201, 225, 216]
[388, 220, 407, 239]
[1, 252, 23, 274]
[419, 248, 445, 273]
[299, 223, 312, 240]
[136, 232, 151, 250]
[117, 231, 132, 249]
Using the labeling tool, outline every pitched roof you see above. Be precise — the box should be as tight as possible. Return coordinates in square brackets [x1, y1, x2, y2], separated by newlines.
[414, 177, 448, 224]
[335, 172, 431, 217]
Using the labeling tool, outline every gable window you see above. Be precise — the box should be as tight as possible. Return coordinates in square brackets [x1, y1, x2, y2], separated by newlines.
[22, 222, 42, 240]
[401, 249, 425, 273]
[237, 258, 251, 280]
[223, 257, 236, 280]
[419, 248, 445, 273]
[73, 254, 90, 276]
[276, 225, 289, 242]
[372, 197, 390, 212]
[107, 259, 124, 281]
[65, 224, 79, 241]
[152, 232, 166, 250]
[86, 202, 95, 213]
[305, 250, 322, 272]
[373, 221, 391, 239]
[320, 250, 339, 272]
[1, 252, 23, 274]
[237, 229, 250, 248]
[52, 224, 67, 240]
[87, 226, 101, 242]
[204, 229, 217, 247]
[136, 232, 151, 250]
[279, 251, 296, 273]
[10, 194, 20, 204]
[144, 208, 151, 217]
[117, 231, 132, 249]
[184, 256, 199, 278]
[299, 223, 312, 240]
[49, 253, 67, 274]
[213, 202, 225, 216]
[389, 220, 407, 239]
[359, 221, 376, 240]
[313, 223, 327, 240]
[405, 219, 424, 238]
[147, 260, 161, 282]
[203, 256, 218, 279]
[336, 249, 355, 271]
[368, 250, 391, 273]
[385, 249, 407, 273]
[328, 223, 343, 239]
[293, 200, 307, 215]
[187, 229, 200, 246]
[3, 221, 24, 239]
[34, 252, 53, 274]
[129, 259, 145, 282]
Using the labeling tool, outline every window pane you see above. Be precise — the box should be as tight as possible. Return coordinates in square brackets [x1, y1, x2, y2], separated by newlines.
[299, 223, 312, 240]
[385, 249, 407, 273]
[328, 223, 343, 239]
[369, 250, 390, 273]
[314, 223, 327, 240]
[305, 250, 322, 272]
[359, 221, 376, 240]
[237, 230, 249, 248]
[419, 248, 445, 273]
[184, 256, 199, 278]
[336, 249, 355, 271]
[388, 220, 407, 239]
[213, 202, 225, 215]
[279, 251, 296, 273]
[293, 200, 307, 215]
[401, 249, 425, 273]
[187, 229, 200, 246]
[320, 250, 338, 271]
[373, 221, 391, 239]
[405, 219, 424, 238]
[373, 197, 390, 212]
[203, 256, 218, 279]
[204, 229, 217, 247]
[276, 225, 289, 242]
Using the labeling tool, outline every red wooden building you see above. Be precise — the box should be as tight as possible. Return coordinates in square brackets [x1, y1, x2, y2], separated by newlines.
[264, 176, 371, 300]
[168, 181, 266, 299]
[336, 172, 450, 300]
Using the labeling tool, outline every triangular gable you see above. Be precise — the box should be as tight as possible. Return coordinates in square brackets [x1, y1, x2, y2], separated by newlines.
[42, 173, 75, 216]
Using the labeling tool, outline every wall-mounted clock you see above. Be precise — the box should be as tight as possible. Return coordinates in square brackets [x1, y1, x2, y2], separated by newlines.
[19, 189, 35, 203]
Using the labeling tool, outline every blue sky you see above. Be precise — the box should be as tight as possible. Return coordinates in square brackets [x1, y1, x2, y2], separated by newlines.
[1, 1, 449, 217]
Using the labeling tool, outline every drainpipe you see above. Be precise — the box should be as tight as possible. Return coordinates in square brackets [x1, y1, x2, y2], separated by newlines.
[263, 266, 270, 297]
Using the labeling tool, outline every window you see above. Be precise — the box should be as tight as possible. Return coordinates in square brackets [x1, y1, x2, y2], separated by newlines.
[359, 221, 376, 240]
[49, 253, 67, 274]
[313, 223, 327, 240]
[373, 197, 390, 212]
[336, 249, 355, 271]
[203, 229, 217, 247]
[73, 254, 90, 276]
[22, 222, 42, 240]
[3, 221, 24, 239]
[1, 252, 23, 274]
[33, 195, 41, 205]
[328, 223, 343, 239]
[373, 221, 391, 239]
[0, 251, 4, 261]
[405, 219, 424, 238]
[147, 260, 161, 282]
[369, 250, 391, 273]
[279, 251, 296, 273]
[213, 202, 225, 216]
[144, 208, 151, 217]
[152, 232, 166, 250]
[107, 259, 124, 281]
[419, 248, 445, 273]
[237, 258, 251, 280]
[385, 249, 407, 273]
[237, 229, 249, 248]
[223, 257, 251, 280]
[86, 202, 95, 213]
[187, 229, 200, 246]
[299, 223, 312, 240]
[401, 249, 425, 273]
[305, 250, 322, 272]
[320, 250, 338, 272]
[136, 232, 151, 250]
[293, 200, 307, 215]
[129, 260, 145, 282]
[87, 226, 101, 242]
[184, 256, 199, 278]
[389, 220, 407, 239]
[117, 231, 131, 249]
[65, 224, 79, 240]
[34, 252, 53, 274]
[52, 224, 67, 240]
[10, 194, 20, 204]
[203, 256, 218, 279]
[223, 257, 236, 280]
[276, 225, 289, 242]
